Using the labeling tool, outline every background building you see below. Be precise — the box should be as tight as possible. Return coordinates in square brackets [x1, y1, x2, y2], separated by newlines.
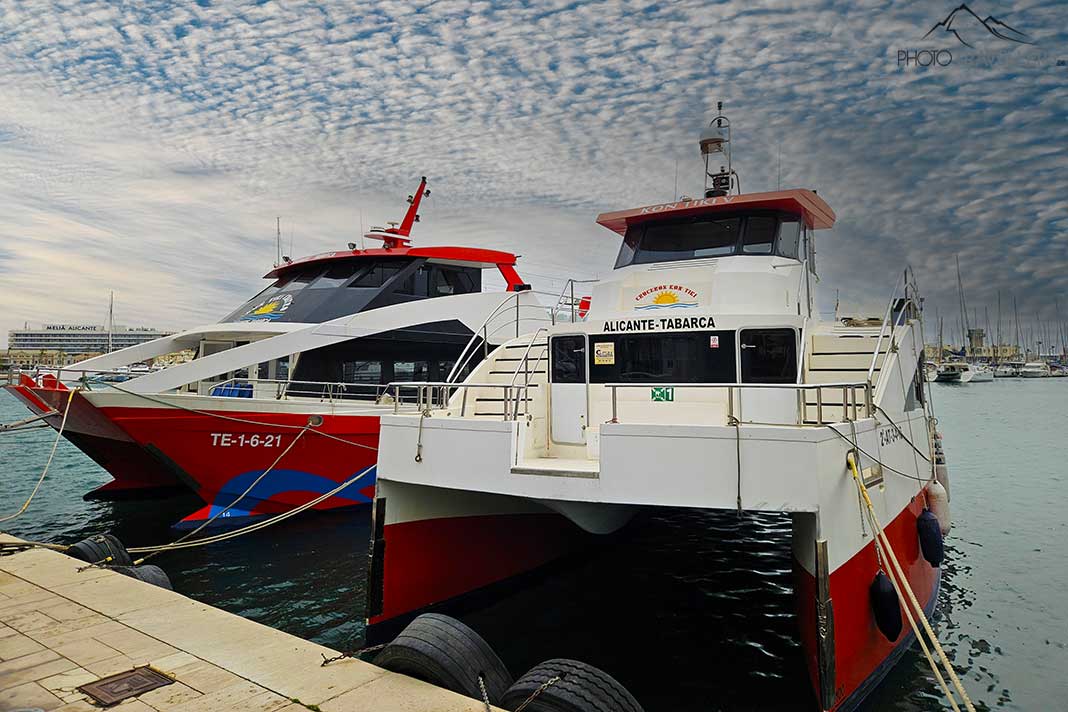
[7, 324, 172, 354]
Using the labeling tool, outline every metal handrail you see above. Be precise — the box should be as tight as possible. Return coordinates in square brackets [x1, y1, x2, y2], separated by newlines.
[508, 328, 549, 388]
[507, 328, 550, 418]
[445, 293, 553, 384]
[550, 278, 598, 325]
[446, 292, 520, 383]
[867, 273, 907, 382]
[606, 381, 873, 427]
[384, 381, 539, 419]
[204, 376, 387, 405]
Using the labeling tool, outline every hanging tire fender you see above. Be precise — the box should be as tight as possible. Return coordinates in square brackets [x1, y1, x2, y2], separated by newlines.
[373, 614, 512, 704]
[67, 534, 132, 567]
[112, 565, 173, 590]
[501, 658, 644, 712]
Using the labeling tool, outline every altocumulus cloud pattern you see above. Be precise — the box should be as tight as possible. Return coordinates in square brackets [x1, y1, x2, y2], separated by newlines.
[0, 0, 1064, 341]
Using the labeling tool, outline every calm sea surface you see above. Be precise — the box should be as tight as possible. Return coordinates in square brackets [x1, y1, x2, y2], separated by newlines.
[1, 382, 1066, 710]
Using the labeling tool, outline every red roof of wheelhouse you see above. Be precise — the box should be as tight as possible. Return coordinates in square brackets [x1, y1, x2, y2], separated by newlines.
[595, 189, 836, 235]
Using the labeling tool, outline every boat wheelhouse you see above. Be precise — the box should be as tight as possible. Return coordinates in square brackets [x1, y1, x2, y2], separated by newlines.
[366, 119, 956, 710]
[5, 178, 550, 526]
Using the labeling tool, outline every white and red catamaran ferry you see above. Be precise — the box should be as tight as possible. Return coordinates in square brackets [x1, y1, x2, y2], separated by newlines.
[367, 122, 957, 709]
[6, 178, 551, 527]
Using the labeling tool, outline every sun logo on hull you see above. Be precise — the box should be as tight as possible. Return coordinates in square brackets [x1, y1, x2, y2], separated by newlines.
[240, 293, 294, 321]
[634, 284, 699, 310]
[653, 291, 679, 305]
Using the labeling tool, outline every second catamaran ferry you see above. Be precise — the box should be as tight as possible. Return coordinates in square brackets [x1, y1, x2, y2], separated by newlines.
[6, 178, 550, 527]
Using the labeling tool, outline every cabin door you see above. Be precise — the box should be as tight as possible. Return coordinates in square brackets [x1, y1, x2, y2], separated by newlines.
[549, 335, 588, 445]
[738, 328, 798, 424]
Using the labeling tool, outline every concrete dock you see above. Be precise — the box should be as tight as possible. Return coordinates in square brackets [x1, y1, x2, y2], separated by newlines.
[0, 535, 496, 711]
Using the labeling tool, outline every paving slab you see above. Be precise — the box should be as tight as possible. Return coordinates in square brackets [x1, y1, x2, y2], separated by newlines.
[0, 629, 46, 660]
[0, 538, 501, 711]
[0, 679, 65, 711]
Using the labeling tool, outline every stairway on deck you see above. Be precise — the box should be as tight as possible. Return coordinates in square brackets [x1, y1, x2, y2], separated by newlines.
[803, 331, 888, 424]
[465, 341, 547, 417]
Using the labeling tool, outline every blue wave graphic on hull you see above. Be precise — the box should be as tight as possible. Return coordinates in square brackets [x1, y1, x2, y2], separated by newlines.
[208, 465, 377, 514]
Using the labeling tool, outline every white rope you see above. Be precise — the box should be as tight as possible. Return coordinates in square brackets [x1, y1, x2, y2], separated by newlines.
[127, 464, 376, 559]
[131, 426, 313, 563]
[0, 389, 76, 524]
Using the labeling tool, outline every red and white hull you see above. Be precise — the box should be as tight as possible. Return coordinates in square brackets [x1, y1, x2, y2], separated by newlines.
[5, 376, 183, 498]
[78, 391, 384, 527]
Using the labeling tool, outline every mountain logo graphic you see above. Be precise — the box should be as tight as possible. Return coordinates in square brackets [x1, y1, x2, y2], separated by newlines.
[923, 4, 1033, 48]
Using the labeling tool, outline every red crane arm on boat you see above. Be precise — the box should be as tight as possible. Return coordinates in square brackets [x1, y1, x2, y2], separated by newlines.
[395, 176, 427, 238]
[595, 189, 836, 235]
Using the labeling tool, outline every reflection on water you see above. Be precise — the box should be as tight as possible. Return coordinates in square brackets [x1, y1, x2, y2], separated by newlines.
[2, 381, 1066, 710]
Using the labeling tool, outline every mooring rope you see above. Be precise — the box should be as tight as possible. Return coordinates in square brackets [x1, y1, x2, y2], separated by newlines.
[824, 424, 932, 483]
[846, 453, 975, 711]
[106, 383, 378, 451]
[0, 389, 76, 524]
[125, 464, 376, 560]
[1, 383, 379, 562]
[128, 426, 313, 564]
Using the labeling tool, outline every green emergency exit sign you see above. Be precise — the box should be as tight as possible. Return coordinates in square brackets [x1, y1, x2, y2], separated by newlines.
[650, 387, 675, 402]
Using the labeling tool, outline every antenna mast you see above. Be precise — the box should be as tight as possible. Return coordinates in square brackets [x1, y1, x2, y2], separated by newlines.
[275, 217, 282, 267]
[364, 177, 431, 249]
[700, 102, 739, 198]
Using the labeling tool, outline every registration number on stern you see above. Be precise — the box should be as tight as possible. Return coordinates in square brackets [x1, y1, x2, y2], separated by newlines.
[210, 433, 283, 448]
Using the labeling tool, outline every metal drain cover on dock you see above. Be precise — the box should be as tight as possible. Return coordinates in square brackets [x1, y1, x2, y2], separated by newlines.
[78, 666, 174, 706]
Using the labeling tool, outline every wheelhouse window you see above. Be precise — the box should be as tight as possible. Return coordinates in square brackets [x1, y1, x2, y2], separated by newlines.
[313, 263, 360, 288]
[397, 264, 482, 297]
[588, 331, 737, 383]
[741, 216, 777, 254]
[290, 266, 324, 284]
[349, 261, 407, 288]
[614, 212, 807, 268]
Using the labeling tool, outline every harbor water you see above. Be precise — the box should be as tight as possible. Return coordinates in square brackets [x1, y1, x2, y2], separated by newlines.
[1, 381, 1065, 710]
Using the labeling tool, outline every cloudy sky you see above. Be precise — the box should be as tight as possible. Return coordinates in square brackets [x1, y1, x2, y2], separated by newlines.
[0, 0, 1065, 349]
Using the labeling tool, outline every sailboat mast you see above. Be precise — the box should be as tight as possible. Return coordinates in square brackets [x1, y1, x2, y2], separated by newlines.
[1013, 294, 1021, 360]
[955, 255, 969, 358]
[106, 291, 114, 354]
[938, 317, 944, 364]
[996, 292, 1002, 363]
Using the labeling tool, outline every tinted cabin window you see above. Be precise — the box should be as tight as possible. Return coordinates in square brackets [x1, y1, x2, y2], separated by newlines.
[614, 213, 807, 268]
[739, 329, 797, 384]
[314, 263, 358, 288]
[621, 218, 741, 266]
[351, 262, 404, 288]
[430, 266, 480, 296]
[396, 265, 481, 297]
[779, 220, 801, 259]
[551, 336, 587, 384]
[291, 267, 323, 284]
[742, 216, 777, 254]
[342, 361, 382, 384]
[589, 331, 737, 383]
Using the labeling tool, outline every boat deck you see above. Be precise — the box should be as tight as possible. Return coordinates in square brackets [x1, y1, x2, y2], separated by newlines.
[511, 457, 600, 478]
[0, 535, 497, 711]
